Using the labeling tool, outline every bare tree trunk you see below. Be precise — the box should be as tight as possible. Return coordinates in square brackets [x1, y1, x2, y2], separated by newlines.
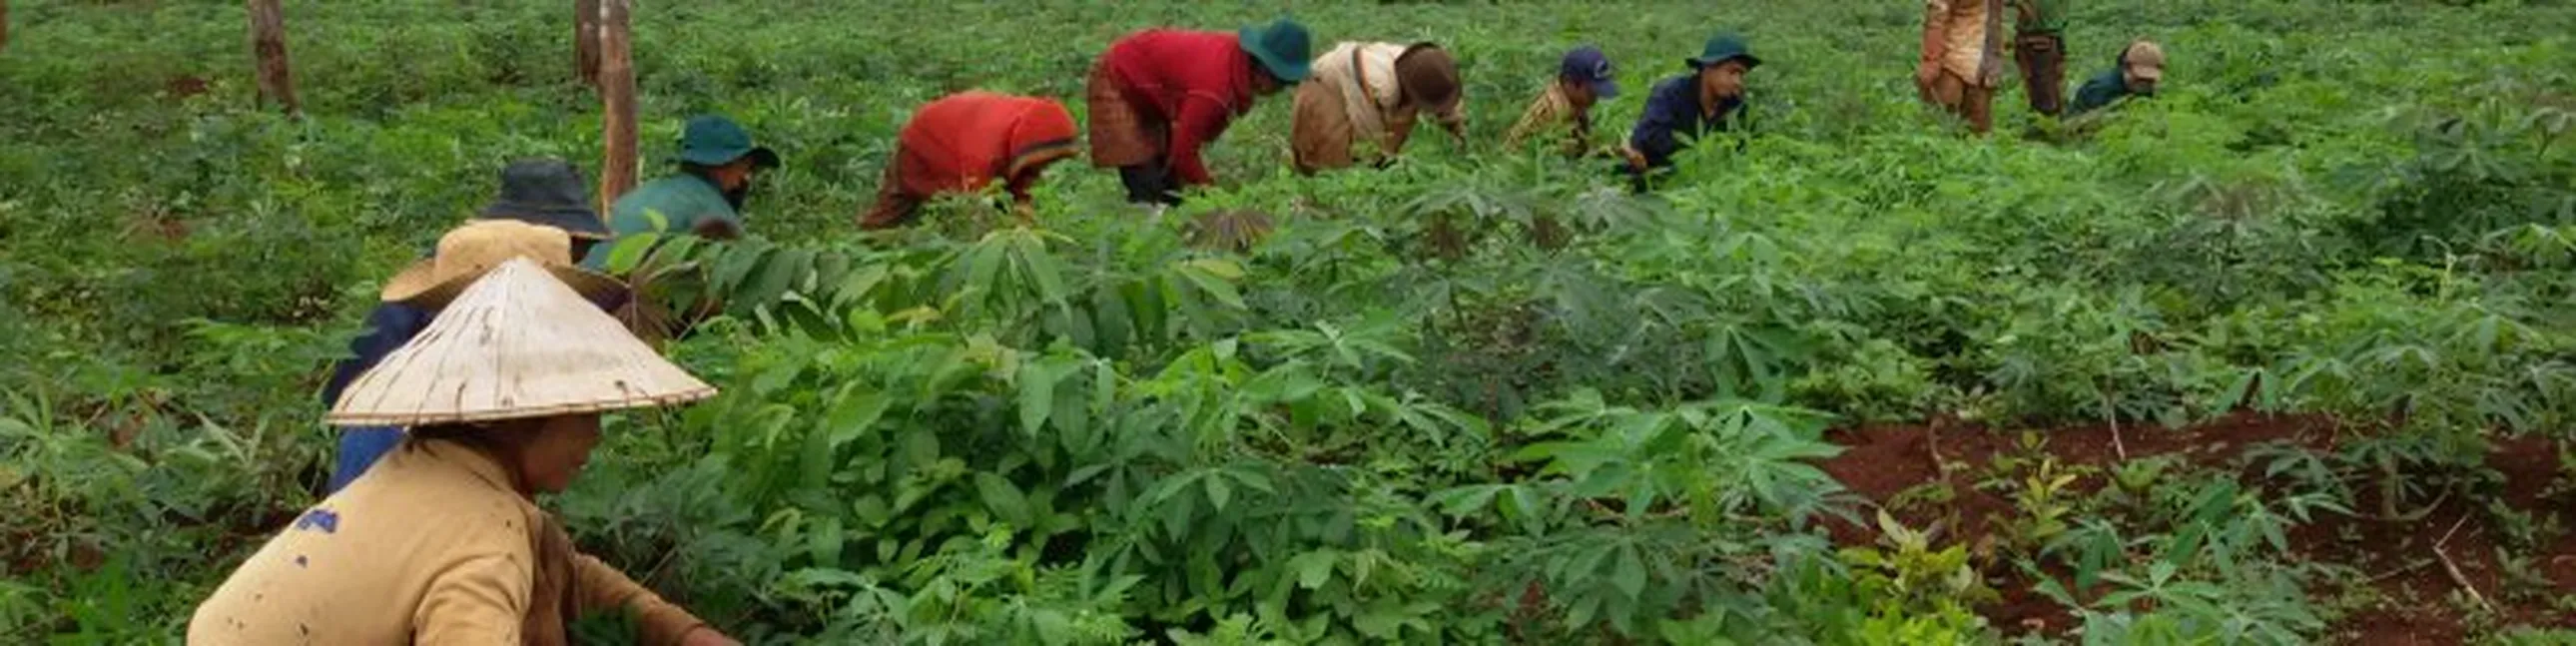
[248, 0, 299, 116]
[3, 0, 13, 54]
[596, 0, 637, 212]
[574, 0, 600, 86]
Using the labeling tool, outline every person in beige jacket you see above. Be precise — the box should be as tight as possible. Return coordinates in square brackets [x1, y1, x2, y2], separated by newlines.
[1290, 41, 1466, 174]
[1918, 0, 2007, 134]
[189, 241, 737, 645]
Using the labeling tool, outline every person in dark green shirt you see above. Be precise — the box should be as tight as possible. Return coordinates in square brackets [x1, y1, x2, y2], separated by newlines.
[2068, 40, 2165, 117]
[2011, 0, 2069, 116]
[583, 114, 780, 268]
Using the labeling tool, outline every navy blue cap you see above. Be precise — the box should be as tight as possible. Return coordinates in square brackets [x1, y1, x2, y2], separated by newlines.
[1560, 45, 1619, 99]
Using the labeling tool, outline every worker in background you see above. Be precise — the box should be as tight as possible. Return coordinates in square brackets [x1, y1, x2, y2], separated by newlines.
[583, 114, 779, 268]
[859, 92, 1079, 230]
[1086, 18, 1314, 205]
[1505, 45, 1620, 157]
[1623, 34, 1761, 192]
[1919, 0, 2006, 134]
[2068, 40, 2166, 117]
[1289, 40, 1466, 174]
[2010, 0, 2069, 117]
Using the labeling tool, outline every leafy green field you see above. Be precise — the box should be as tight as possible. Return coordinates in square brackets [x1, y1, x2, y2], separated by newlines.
[6, 0, 2576, 643]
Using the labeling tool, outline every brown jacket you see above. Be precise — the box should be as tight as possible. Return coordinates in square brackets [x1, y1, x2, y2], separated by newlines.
[189, 438, 706, 645]
[1923, 0, 2007, 87]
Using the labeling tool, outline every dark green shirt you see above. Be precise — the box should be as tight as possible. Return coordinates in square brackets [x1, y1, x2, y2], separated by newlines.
[2068, 67, 2140, 116]
[2013, 0, 2065, 35]
[581, 174, 739, 268]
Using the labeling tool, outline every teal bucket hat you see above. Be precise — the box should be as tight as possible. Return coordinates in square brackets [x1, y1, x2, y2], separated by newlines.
[674, 115, 781, 169]
[1685, 33, 1762, 70]
[1237, 18, 1314, 83]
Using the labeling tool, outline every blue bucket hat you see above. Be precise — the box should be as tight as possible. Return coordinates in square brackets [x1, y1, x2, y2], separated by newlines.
[1686, 33, 1761, 70]
[674, 115, 781, 169]
[1237, 18, 1314, 83]
[1560, 45, 1619, 99]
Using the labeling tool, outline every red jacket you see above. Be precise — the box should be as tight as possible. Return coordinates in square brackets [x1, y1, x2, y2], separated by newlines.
[896, 92, 1078, 200]
[1099, 30, 1258, 185]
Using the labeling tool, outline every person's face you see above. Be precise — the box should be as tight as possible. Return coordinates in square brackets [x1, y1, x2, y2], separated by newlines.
[1251, 70, 1285, 96]
[2125, 72, 2159, 96]
[1562, 79, 1599, 110]
[1699, 60, 1749, 101]
[711, 158, 761, 192]
[514, 413, 602, 494]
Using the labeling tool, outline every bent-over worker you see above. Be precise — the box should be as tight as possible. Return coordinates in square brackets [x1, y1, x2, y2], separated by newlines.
[1505, 45, 1620, 157]
[1087, 18, 1314, 205]
[2068, 40, 2165, 117]
[1290, 41, 1466, 174]
[860, 92, 1079, 230]
[584, 114, 779, 268]
[1624, 34, 1761, 191]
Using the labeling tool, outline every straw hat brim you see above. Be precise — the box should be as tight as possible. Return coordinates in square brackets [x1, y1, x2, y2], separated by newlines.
[328, 258, 718, 427]
[378, 260, 626, 309]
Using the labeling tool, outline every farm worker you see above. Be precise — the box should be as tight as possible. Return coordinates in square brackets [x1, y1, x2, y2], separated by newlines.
[582, 114, 780, 268]
[858, 92, 1080, 230]
[191, 258, 735, 646]
[322, 161, 620, 494]
[2068, 40, 2166, 116]
[1622, 34, 1759, 190]
[1505, 45, 1620, 157]
[2010, 0, 2069, 117]
[1086, 18, 1313, 205]
[1917, 0, 2006, 134]
[1288, 41, 1466, 174]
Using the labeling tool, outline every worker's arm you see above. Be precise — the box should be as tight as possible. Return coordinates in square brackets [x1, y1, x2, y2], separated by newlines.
[573, 552, 731, 646]
[1166, 91, 1235, 186]
[690, 215, 741, 241]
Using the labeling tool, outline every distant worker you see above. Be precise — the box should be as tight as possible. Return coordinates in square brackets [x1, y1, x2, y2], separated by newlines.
[1623, 34, 1760, 191]
[194, 259, 735, 645]
[2011, 0, 2069, 117]
[322, 162, 621, 494]
[1505, 45, 1620, 157]
[1918, 0, 2005, 134]
[2068, 40, 2165, 117]
[1087, 18, 1314, 205]
[583, 114, 779, 268]
[1289, 41, 1466, 174]
[859, 92, 1080, 230]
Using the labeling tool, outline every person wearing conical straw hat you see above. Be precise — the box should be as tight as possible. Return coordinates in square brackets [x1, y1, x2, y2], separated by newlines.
[322, 161, 623, 495]
[191, 259, 737, 646]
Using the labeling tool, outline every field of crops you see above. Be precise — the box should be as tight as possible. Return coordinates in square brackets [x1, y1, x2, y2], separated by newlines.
[6, 0, 2576, 643]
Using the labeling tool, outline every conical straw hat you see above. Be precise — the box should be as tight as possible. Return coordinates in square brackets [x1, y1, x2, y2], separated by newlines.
[328, 258, 717, 426]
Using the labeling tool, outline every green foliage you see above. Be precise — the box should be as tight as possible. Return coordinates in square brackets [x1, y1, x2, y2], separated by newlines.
[6, 0, 2576, 643]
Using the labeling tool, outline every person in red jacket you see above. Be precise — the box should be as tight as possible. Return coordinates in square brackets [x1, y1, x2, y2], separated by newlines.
[859, 92, 1080, 230]
[1085, 18, 1314, 206]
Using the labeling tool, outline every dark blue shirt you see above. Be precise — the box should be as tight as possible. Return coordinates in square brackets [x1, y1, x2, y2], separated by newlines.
[1627, 74, 1746, 169]
[322, 302, 431, 493]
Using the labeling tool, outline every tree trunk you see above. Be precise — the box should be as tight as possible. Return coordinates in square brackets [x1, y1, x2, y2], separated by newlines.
[596, 0, 637, 212]
[247, 0, 299, 116]
[574, 0, 600, 86]
[3, 0, 13, 54]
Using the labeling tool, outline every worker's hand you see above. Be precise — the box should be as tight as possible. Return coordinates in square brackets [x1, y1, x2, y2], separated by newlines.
[678, 627, 742, 646]
[1011, 201, 1037, 227]
[1617, 146, 1647, 171]
[1914, 60, 1942, 95]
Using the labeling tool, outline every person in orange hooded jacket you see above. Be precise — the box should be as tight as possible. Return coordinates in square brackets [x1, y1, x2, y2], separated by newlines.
[860, 92, 1080, 230]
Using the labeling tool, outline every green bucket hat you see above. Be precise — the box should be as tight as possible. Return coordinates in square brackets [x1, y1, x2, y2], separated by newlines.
[1685, 33, 1762, 70]
[673, 114, 781, 169]
[1237, 18, 1314, 83]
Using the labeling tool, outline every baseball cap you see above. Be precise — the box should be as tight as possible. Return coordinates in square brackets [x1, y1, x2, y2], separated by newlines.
[1560, 45, 1619, 99]
[2123, 41, 2166, 82]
